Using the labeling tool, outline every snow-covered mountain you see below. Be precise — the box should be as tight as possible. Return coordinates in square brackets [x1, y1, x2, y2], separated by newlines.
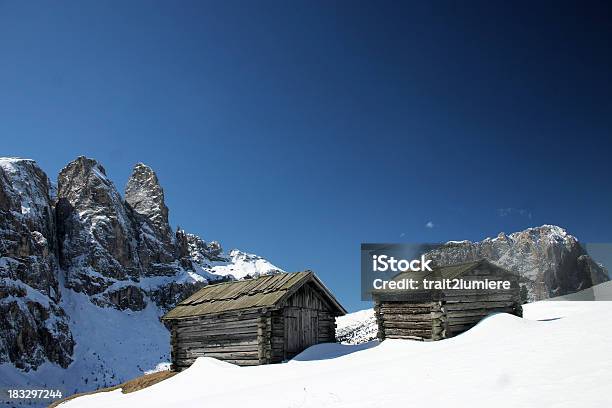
[0, 156, 282, 403]
[426, 225, 609, 301]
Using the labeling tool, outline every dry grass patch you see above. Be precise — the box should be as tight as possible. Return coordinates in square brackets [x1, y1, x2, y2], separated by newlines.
[49, 370, 177, 407]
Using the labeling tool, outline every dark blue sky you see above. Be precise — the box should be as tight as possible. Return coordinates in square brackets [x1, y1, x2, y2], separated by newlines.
[1, 1, 611, 311]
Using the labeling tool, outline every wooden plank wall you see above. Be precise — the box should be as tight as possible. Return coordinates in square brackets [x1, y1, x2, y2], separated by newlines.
[285, 283, 337, 343]
[444, 288, 522, 336]
[257, 312, 272, 364]
[374, 278, 522, 340]
[317, 310, 336, 343]
[285, 283, 331, 309]
[269, 283, 338, 362]
[270, 310, 285, 363]
[444, 267, 522, 336]
[374, 301, 447, 341]
[170, 310, 261, 370]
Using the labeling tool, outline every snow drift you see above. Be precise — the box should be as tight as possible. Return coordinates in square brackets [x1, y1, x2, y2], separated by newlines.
[59, 301, 612, 408]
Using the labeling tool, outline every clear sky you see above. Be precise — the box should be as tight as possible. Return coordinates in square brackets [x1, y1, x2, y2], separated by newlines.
[1, 1, 611, 311]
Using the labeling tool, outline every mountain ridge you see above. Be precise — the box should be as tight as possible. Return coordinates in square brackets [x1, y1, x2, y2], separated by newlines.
[427, 224, 608, 301]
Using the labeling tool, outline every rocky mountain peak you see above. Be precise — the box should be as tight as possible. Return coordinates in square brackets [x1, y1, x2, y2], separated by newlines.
[125, 163, 171, 240]
[428, 224, 609, 301]
[56, 156, 140, 291]
[57, 156, 113, 205]
[508, 225, 572, 244]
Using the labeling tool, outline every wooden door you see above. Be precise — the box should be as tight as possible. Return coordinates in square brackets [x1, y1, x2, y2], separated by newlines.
[284, 308, 300, 356]
[284, 307, 319, 358]
[304, 313, 318, 346]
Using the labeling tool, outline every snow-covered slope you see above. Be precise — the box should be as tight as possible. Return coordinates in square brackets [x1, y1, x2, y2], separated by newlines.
[335, 309, 377, 344]
[60, 301, 612, 408]
[209, 249, 283, 280]
[336, 279, 612, 347]
[0, 290, 171, 401]
[175, 231, 283, 282]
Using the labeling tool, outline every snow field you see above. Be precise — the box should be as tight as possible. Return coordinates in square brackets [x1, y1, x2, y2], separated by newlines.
[60, 301, 612, 408]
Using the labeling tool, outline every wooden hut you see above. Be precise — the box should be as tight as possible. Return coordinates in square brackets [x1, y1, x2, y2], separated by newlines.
[373, 259, 522, 341]
[162, 271, 346, 370]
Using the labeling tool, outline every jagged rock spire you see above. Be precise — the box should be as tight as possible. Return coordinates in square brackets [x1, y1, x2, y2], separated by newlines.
[125, 163, 172, 240]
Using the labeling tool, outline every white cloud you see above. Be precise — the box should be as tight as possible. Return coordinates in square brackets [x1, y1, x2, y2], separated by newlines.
[425, 221, 434, 229]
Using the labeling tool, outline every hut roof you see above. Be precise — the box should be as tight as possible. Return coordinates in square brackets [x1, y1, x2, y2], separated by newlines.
[163, 271, 347, 320]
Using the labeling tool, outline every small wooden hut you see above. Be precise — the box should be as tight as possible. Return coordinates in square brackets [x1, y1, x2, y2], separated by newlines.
[373, 259, 522, 341]
[162, 271, 346, 370]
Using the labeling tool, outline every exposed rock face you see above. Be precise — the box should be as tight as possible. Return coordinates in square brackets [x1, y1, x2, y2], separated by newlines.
[126, 163, 178, 276]
[0, 158, 59, 297]
[56, 157, 140, 294]
[55, 158, 195, 312]
[176, 230, 225, 266]
[0, 158, 74, 370]
[425, 225, 609, 301]
[125, 163, 172, 243]
[92, 285, 147, 311]
[148, 280, 207, 313]
[0, 155, 282, 389]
